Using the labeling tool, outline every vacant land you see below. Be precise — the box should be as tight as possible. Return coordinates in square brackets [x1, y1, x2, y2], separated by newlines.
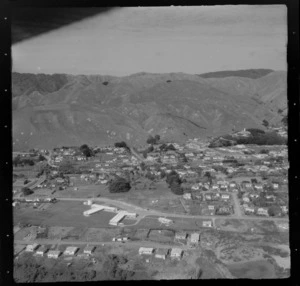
[14, 201, 118, 228]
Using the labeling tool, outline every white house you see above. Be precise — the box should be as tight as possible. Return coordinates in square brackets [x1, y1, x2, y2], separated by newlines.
[183, 193, 192, 200]
[139, 247, 154, 255]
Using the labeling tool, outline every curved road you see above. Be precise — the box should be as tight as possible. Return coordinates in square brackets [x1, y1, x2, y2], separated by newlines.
[56, 197, 288, 223]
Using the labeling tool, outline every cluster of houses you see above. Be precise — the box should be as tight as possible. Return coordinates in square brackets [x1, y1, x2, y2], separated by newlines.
[22, 243, 96, 259]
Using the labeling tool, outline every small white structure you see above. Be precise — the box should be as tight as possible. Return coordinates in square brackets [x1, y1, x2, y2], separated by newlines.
[139, 247, 154, 255]
[47, 250, 61, 259]
[183, 193, 192, 200]
[208, 205, 215, 210]
[170, 248, 183, 259]
[64, 246, 78, 256]
[25, 243, 39, 252]
[203, 221, 213, 228]
[158, 217, 173, 225]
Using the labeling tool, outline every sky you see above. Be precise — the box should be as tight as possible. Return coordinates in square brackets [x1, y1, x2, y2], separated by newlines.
[12, 5, 287, 76]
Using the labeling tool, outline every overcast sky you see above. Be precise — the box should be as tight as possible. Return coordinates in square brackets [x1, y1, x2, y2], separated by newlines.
[12, 5, 287, 76]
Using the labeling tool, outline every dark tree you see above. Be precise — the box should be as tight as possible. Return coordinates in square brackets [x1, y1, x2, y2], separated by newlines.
[22, 187, 33, 196]
[147, 145, 154, 153]
[80, 144, 94, 157]
[170, 182, 184, 195]
[154, 134, 160, 142]
[114, 141, 128, 148]
[108, 177, 131, 193]
[146, 135, 157, 145]
[262, 119, 269, 127]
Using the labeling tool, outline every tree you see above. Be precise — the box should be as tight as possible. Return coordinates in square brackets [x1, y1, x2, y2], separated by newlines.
[79, 144, 94, 157]
[38, 154, 46, 161]
[262, 119, 269, 127]
[154, 134, 160, 142]
[166, 171, 182, 187]
[108, 177, 131, 193]
[268, 205, 282, 217]
[142, 151, 148, 159]
[146, 135, 156, 145]
[114, 141, 128, 148]
[147, 145, 154, 153]
[281, 115, 287, 126]
[170, 182, 184, 195]
[22, 187, 33, 196]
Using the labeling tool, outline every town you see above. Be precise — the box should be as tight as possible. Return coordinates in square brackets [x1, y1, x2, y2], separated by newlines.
[13, 127, 290, 280]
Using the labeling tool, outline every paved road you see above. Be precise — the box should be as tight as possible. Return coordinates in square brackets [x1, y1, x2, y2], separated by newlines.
[55, 197, 288, 223]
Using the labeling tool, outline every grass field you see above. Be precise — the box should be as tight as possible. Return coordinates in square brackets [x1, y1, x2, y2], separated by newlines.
[14, 201, 118, 228]
[227, 259, 276, 279]
[133, 216, 212, 231]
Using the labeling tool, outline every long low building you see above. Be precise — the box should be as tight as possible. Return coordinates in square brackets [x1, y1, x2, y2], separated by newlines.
[109, 211, 137, 226]
[83, 205, 104, 216]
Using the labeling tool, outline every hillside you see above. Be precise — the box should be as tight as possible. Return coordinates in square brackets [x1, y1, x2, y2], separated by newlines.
[198, 69, 274, 79]
[12, 70, 287, 150]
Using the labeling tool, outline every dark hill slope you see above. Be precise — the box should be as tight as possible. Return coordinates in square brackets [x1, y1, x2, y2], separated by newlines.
[12, 71, 286, 150]
[198, 69, 274, 79]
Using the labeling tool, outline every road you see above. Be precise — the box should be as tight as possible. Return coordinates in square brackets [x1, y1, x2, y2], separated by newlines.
[14, 239, 192, 251]
[231, 193, 242, 217]
[55, 196, 288, 223]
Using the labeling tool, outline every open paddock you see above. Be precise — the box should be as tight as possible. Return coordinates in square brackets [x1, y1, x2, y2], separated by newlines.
[14, 201, 119, 228]
[133, 216, 212, 231]
[227, 259, 276, 279]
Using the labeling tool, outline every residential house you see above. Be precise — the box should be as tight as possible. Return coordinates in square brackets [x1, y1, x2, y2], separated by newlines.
[183, 193, 192, 200]
[47, 250, 61, 259]
[202, 221, 213, 227]
[64, 246, 78, 256]
[257, 208, 268, 216]
[36, 246, 47, 256]
[244, 207, 255, 213]
[208, 205, 215, 210]
[190, 233, 200, 244]
[175, 232, 187, 240]
[243, 197, 250, 203]
[155, 248, 169, 260]
[25, 243, 39, 252]
[221, 194, 230, 200]
[139, 247, 154, 255]
[170, 248, 183, 259]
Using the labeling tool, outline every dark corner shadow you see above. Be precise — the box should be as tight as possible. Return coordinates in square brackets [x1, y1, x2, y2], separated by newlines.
[11, 7, 115, 44]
